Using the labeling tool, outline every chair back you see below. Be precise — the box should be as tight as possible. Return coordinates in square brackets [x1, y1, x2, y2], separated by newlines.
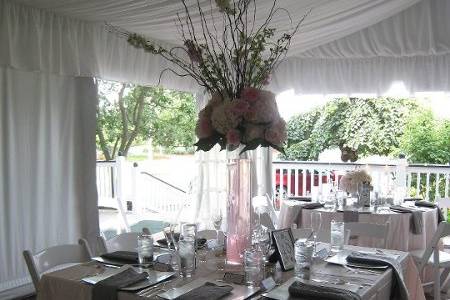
[419, 222, 450, 272]
[437, 198, 450, 221]
[317, 229, 351, 245]
[345, 222, 390, 248]
[97, 232, 141, 254]
[197, 229, 224, 240]
[23, 239, 91, 290]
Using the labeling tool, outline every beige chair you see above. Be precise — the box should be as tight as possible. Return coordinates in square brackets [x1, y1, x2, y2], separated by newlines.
[97, 232, 143, 255]
[344, 222, 390, 249]
[23, 239, 91, 290]
[411, 222, 450, 300]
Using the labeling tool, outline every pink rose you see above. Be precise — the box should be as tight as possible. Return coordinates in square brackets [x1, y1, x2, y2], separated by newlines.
[195, 116, 213, 138]
[231, 99, 250, 116]
[226, 129, 241, 146]
[241, 87, 260, 103]
[265, 118, 287, 146]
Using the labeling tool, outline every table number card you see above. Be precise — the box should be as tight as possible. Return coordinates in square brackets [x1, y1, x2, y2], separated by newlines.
[271, 228, 296, 271]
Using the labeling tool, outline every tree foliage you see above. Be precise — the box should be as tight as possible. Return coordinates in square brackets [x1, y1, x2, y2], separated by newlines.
[400, 110, 450, 164]
[284, 97, 419, 161]
[96, 80, 196, 160]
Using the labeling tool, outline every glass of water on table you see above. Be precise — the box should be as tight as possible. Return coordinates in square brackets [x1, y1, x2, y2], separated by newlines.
[330, 220, 345, 253]
[178, 223, 197, 277]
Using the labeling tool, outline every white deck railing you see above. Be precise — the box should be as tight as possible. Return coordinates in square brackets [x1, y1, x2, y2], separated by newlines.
[96, 157, 189, 218]
[272, 161, 450, 201]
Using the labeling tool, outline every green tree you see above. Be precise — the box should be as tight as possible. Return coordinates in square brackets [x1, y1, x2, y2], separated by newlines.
[400, 110, 450, 164]
[284, 97, 419, 160]
[96, 80, 196, 160]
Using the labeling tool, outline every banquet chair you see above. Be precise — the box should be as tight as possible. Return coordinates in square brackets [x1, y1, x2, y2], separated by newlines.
[317, 229, 351, 245]
[411, 222, 450, 300]
[23, 239, 91, 290]
[344, 222, 390, 249]
[97, 228, 150, 255]
[197, 229, 224, 241]
[437, 198, 450, 221]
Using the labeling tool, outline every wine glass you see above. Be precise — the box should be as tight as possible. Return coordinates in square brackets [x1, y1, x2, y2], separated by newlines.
[311, 211, 322, 254]
[211, 210, 223, 245]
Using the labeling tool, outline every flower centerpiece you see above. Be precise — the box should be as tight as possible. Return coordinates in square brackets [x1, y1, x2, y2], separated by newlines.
[339, 169, 372, 194]
[127, 0, 309, 154]
[127, 0, 308, 264]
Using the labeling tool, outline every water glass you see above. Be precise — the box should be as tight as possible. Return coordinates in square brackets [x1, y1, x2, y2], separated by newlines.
[294, 239, 314, 279]
[137, 234, 154, 265]
[330, 220, 345, 253]
[244, 248, 263, 286]
[311, 211, 322, 254]
[178, 223, 197, 277]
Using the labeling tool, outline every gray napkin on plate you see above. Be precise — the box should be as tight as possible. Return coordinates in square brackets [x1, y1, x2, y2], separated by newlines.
[174, 282, 233, 300]
[301, 202, 324, 209]
[415, 200, 445, 223]
[288, 280, 361, 300]
[347, 251, 409, 300]
[92, 268, 148, 300]
[390, 205, 423, 234]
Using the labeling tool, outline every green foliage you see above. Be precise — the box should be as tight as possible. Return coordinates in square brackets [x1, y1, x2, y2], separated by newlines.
[400, 110, 450, 164]
[96, 80, 196, 160]
[284, 97, 419, 161]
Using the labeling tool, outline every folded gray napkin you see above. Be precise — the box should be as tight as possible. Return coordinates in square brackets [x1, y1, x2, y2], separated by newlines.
[92, 268, 148, 300]
[346, 251, 409, 300]
[301, 202, 324, 209]
[390, 205, 423, 234]
[175, 282, 233, 300]
[288, 280, 361, 300]
[289, 196, 312, 202]
[415, 200, 445, 223]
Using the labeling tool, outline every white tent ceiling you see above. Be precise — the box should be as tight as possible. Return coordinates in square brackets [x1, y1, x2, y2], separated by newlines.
[13, 0, 420, 56]
[2, 0, 450, 93]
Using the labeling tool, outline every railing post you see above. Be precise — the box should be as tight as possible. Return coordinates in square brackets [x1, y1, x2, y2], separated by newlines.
[394, 155, 409, 201]
[115, 155, 130, 232]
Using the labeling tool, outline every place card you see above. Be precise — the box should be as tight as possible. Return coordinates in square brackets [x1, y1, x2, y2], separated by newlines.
[261, 276, 276, 291]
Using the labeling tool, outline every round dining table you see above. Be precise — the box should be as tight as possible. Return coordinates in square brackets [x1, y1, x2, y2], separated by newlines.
[297, 205, 439, 252]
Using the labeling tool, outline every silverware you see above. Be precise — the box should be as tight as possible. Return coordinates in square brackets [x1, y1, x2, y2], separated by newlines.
[137, 282, 166, 296]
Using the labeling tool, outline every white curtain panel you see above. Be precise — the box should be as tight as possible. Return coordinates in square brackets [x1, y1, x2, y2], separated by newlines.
[0, 66, 98, 295]
[271, 0, 450, 94]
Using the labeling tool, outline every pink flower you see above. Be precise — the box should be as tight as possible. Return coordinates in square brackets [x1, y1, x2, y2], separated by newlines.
[195, 116, 213, 138]
[265, 118, 287, 146]
[231, 99, 250, 116]
[241, 87, 260, 103]
[226, 129, 241, 146]
[244, 90, 278, 123]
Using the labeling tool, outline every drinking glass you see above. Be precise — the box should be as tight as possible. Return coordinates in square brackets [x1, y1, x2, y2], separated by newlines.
[310, 211, 322, 254]
[137, 233, 154, 265]
[294, 239, 314, 279]
[178, 223, 197, 277]
[211, 210, 223, 245]
[244, 248, 263, 286]
[330, 220, 345, 253]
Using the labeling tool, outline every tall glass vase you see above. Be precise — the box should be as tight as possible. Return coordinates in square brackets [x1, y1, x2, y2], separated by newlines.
[226, 146, 252, 265]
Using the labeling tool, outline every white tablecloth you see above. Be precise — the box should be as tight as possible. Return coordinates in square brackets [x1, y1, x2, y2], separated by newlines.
[298, 206, 438, 252]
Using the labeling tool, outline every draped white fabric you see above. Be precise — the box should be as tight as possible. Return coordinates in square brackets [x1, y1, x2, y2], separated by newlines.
[2, 0, 431, 91]
[271, 0, 450, 94]
[0, 66, 98, 296]
[0, 0, 198, 91]
[12, 0, 420, 56]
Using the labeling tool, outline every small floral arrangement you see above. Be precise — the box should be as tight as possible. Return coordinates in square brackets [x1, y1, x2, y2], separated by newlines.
[127, 0, 309, 153]
[339, 170, 372, 194]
